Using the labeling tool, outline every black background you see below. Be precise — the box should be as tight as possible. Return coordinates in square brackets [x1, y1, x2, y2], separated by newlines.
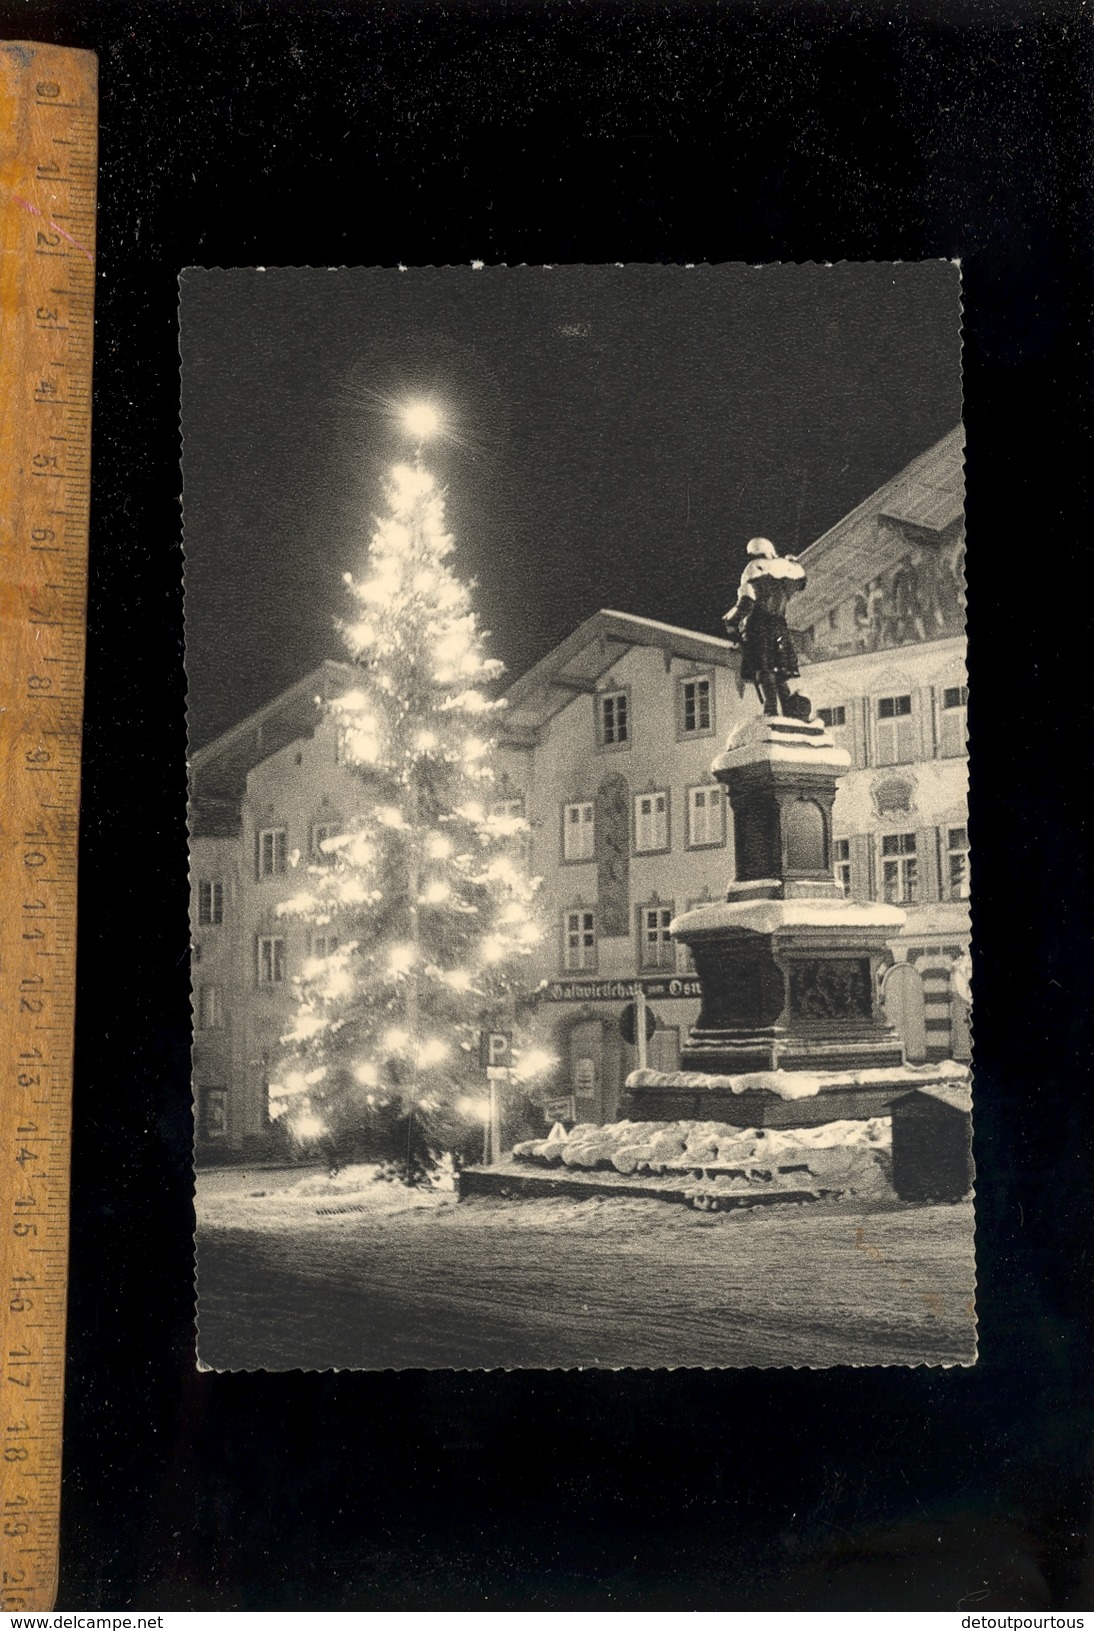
[0, 0, 1091, 1609]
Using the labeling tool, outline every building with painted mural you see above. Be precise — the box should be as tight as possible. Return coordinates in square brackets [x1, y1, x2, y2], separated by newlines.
[789, 424, 969, 1066]
[190, 426, 968, 1158]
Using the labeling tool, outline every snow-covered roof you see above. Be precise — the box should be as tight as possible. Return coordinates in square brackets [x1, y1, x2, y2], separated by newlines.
[892, 1081, 973, 1116]
[189, 660, 355, 834]
[501, 609, 738, 743]
[788, 426, 965, 632]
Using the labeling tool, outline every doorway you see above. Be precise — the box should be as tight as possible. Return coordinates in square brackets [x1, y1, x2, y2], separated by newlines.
[566, 1017, 624, 1123]
[882, 961, 928, 1064]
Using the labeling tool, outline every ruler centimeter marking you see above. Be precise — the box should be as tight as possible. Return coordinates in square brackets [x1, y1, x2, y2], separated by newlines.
[0, 41, 97, 1611]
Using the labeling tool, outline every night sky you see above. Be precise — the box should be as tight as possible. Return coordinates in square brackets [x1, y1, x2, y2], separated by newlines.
[181, 262, 962, 751]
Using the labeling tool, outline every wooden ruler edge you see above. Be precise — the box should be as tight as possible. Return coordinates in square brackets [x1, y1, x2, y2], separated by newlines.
[0, 39, 97, 1612]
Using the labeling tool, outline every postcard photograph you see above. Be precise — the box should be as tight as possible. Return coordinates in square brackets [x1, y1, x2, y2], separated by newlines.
[183, 261, 973, 1370]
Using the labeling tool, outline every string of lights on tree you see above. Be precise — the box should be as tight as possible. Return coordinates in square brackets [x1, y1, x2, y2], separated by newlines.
[269, 402, 556, 1167]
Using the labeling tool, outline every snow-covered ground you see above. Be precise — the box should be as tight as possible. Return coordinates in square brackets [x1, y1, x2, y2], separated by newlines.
[195, 1156, 977, 1369]
[196, 1160, 459, 1233]
[196, 1114, 899, 1237]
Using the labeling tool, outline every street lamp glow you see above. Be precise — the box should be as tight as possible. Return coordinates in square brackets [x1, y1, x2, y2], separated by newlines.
[404, 401, 441, 439]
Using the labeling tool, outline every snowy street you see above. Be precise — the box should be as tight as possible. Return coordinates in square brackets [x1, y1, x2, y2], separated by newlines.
[195, 1164, 977, 1370]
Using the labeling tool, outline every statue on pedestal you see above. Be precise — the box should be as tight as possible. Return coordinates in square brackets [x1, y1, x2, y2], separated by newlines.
[723, 537, 812, 720]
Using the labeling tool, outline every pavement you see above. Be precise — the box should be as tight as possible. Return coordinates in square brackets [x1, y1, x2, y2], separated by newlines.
[194, 1164, 977, 1371]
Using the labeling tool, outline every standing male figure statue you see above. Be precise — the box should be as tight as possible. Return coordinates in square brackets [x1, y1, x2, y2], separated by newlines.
[722, 536, 812, 719]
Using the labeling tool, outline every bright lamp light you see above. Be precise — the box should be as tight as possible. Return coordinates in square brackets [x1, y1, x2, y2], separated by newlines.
[404, 401, 441, 439]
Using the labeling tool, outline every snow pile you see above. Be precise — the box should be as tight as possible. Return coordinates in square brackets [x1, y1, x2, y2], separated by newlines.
[626, 1059, 969, 1101]
[291, 1164, 394, 1198]
[511, 1116, 893, 1197]
[290, 1155, 459, 1199]
[196, 1161, 457, 1232]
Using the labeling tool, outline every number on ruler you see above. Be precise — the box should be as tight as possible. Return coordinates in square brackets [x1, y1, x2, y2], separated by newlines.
[3, 40, 97, 1609]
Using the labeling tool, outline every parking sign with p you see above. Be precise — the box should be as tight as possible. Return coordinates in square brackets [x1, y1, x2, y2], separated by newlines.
[479, 1030, 513, 1070]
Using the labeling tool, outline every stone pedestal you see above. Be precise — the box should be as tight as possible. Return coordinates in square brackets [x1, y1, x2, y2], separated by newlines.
[672, 714, 906, 1075]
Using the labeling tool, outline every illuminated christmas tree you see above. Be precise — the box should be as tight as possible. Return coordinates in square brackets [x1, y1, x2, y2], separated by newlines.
[270, 417, 553, 1173]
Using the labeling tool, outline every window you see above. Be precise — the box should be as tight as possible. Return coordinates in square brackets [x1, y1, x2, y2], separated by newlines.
[639, 903, 676, 970]
[947, 826, 970, 900]
[562, 801, 595, 862]
[939, 684, 969, 758]
[833, 838, 852, 897]
[686, 784, 724, 848]
[598, 689, 629, 748]
[197, 879, 224, 926]
[880, 832, 918, 904]
[491, 798, 524, 821]
[310, 933, 339, 960]
[198, 1086, 228, 1142]
[875, 694, 915, 766]
[634, 790, 669, 853]
[819, 704, 852, 760]
[199, 1087, 228, 1140]
[257, 935, 286, 984]
[197, 984, 223, 1029]
[258, 827, 287, 877]
[311, 822, 339, 858]
[563, 909, 597, 971]
[679, 675, 713, 736]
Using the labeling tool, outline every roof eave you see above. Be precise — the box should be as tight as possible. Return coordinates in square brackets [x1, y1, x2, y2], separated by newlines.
[503, 608, 738, 729]
[189, 659, 355, 772]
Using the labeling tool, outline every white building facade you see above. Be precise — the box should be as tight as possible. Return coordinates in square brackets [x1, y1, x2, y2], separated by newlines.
[788, 425, 969, 1065]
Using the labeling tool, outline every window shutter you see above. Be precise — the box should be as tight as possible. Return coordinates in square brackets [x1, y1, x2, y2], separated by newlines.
[850, 834, 871, 901]
[917, 826, 940, 902]
[918, 687, 937, 760]
[253, 830, 260, 882]
[848, 698, 867, 769]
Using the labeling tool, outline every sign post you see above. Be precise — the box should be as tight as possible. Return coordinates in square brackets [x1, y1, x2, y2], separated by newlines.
[619, 995, 657, 1058]
[480, 1031, 512, 1165]
[636, 984, 649, 1070]
[489, 1074, 502, 1166]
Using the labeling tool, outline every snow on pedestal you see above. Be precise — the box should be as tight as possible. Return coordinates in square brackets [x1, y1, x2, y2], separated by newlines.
[667, 713, 908, 1084]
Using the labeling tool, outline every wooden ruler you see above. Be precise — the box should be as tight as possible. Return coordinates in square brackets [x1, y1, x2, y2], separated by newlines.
[0, 41, 97, 1611]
